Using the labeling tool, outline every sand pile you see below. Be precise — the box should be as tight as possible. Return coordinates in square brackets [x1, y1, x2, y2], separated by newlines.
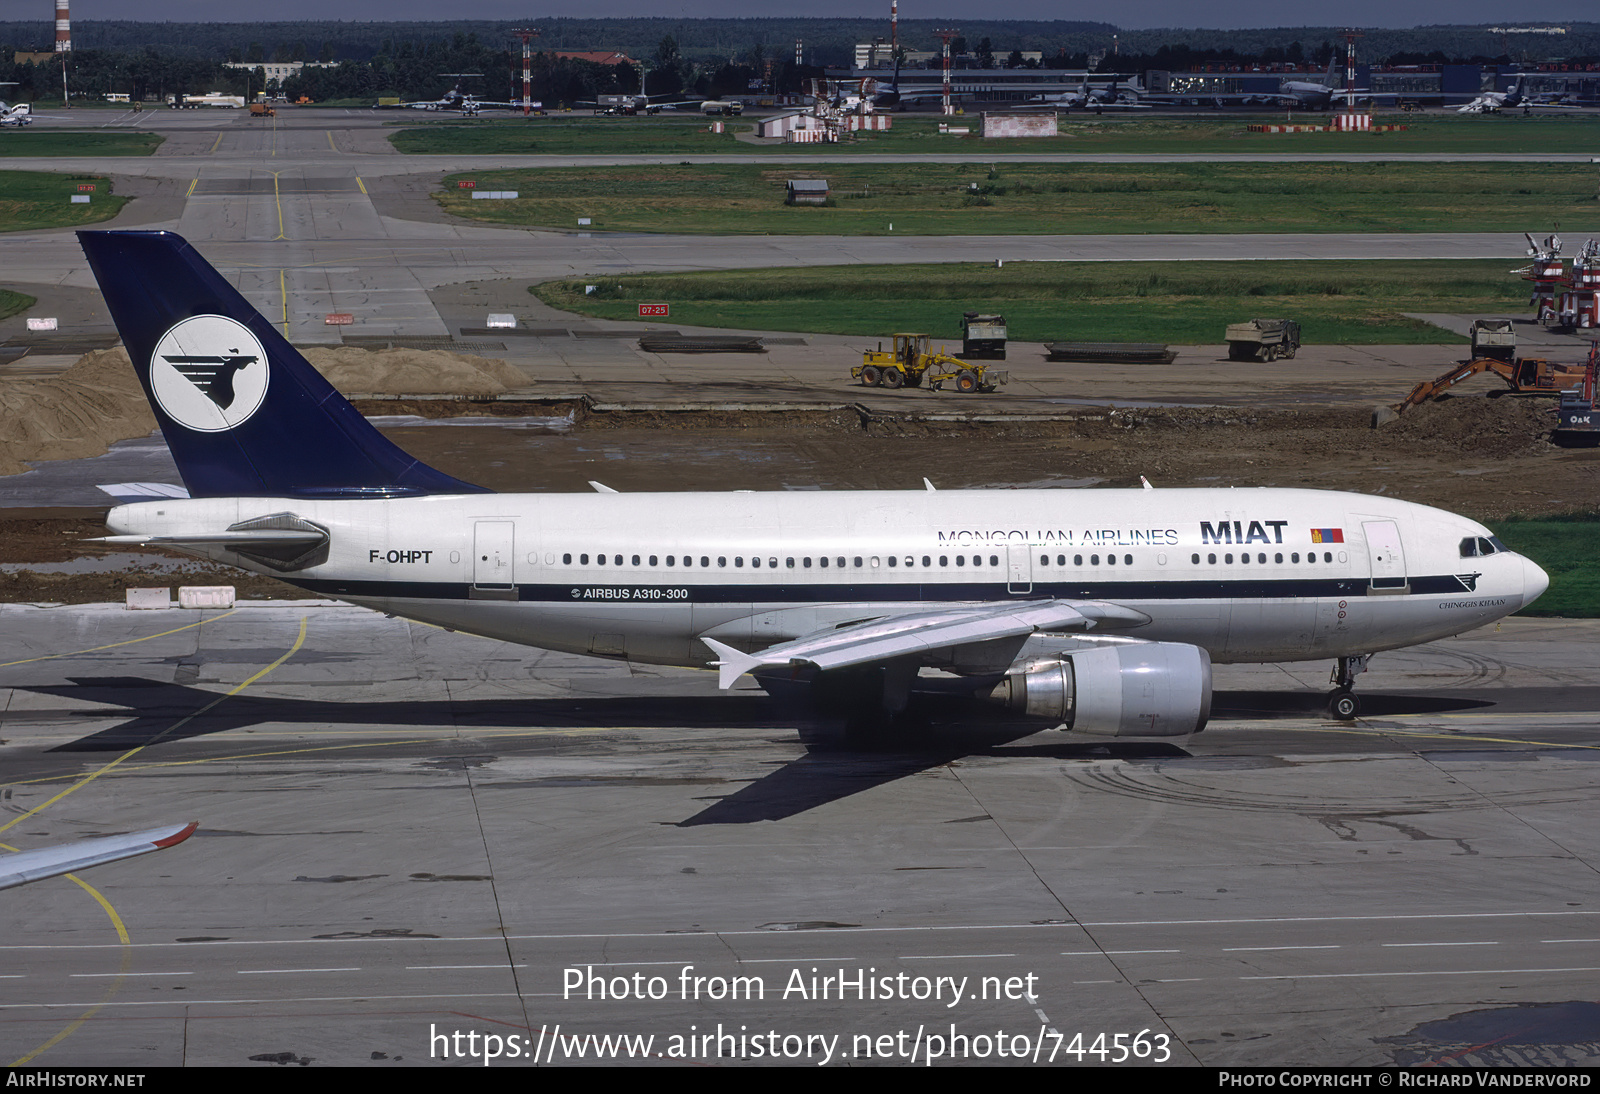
[0, 346, 530, 479]
[303, 346, 527, 396]
[0, 347, 156, 477]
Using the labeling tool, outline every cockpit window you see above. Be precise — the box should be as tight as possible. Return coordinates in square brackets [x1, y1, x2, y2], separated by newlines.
[1459, 537, 1479, 558]
[1461, 536, 1506, 558]
[1486, 536, 1508, 554]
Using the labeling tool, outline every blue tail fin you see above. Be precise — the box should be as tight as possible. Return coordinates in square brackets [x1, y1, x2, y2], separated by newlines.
[77, 230, 487, 499]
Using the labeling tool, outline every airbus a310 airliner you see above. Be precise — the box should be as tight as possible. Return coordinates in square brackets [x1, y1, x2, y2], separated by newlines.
[78, 231, 1548, 736]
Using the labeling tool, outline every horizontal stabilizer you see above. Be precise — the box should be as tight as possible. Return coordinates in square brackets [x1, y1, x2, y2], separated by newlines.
[94, 530, 327, 549]
[96, 482, 191, 500]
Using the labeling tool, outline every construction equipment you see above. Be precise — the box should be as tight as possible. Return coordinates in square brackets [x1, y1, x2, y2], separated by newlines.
[961, 312, 1007, 359]
[1224, 318, 1300, 362]
[1045, 342, 1176, 364]
[1554, 341, 1600, 447]
[638, 334, 764, 354]
[1469, 318, 1516, 361]
[1394, 355, 1591, 415]
[852, 333, 1007, 393]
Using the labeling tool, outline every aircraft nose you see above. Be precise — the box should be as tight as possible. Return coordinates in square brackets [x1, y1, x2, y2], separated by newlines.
[1522, 555, 1550, 608]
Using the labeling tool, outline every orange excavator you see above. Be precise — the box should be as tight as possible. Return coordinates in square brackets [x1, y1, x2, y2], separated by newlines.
[1392, 320, 1589, 415]
[1393, 355, 1591, 414]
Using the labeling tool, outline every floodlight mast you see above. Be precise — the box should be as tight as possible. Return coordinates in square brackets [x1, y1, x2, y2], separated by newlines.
[935, 28, 958, 116]
[55, 0, 71, 109]
[1340, 28, 1364, 116]
[513, 26, 539, 116]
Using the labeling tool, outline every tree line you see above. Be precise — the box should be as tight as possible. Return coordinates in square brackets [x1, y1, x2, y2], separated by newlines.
[0, 32, 832, 105]
[3, 21, 1596, 104]
[4, 19, 1592, 72]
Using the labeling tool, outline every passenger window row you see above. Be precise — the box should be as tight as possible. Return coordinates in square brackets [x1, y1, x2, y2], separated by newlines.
[1040, 553, 1134, 567]
[550, 551, 1342, 570]
[557, 553, 1015, 569]
[551, 554, 1150, 570]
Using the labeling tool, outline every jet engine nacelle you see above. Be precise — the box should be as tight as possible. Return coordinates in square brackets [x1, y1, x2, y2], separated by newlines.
[991, 642, 1212, 736]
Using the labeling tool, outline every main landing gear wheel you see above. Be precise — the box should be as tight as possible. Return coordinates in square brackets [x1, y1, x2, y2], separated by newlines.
[1327, 654, 1370, 721]
[1328, 690, 1360, 720]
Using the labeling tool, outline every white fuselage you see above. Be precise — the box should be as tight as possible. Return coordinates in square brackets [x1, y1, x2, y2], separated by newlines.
[108, 487, 1541, 674]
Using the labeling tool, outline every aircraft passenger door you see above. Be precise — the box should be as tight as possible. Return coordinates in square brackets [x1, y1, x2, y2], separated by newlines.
[1362, 520, 1408, 592]
[473, 521, 515, 590]
[1007, 544, 1033, 595]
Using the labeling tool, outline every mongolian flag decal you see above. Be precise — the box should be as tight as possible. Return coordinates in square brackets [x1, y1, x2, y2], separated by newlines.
[1310, 528, 1345, 544]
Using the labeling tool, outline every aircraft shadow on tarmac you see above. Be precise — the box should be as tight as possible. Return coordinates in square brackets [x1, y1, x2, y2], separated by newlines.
[12, 676, 1529, 826]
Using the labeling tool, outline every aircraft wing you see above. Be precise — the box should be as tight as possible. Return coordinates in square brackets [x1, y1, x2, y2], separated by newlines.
[0, 822, 197, 890]
[701, 599, 1150, 689]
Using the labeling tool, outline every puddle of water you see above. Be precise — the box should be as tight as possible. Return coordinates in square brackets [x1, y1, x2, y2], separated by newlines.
[364, 414, 574, 432]
[0, 552, 207, 575]
[1381, 1001, 1600, 1066]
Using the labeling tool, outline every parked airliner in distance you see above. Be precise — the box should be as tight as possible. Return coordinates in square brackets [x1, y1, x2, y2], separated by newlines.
[78, 231, 1548, 737]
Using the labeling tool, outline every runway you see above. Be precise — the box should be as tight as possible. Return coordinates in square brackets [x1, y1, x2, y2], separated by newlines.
[1, 602, 1597, 1066]
[2, 108, 1597, 343]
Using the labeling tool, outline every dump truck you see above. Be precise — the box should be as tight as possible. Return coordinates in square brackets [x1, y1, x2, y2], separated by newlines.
[852, 333, 1007, 393]
[1469, 318, 1516, 362]
[1225, 318, 1300, 361]
[961, 312, 1007, 360]
[249, 102, 275, 117]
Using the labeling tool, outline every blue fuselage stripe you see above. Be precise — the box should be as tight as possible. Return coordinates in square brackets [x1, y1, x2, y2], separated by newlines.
[291, 575, 1470, 602]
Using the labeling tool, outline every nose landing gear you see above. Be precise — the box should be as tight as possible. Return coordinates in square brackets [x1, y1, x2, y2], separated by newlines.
[1328, 654, 1369, 720]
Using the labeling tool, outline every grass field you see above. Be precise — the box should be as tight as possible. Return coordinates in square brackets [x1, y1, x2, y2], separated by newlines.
[534, 259, 1529, 344]
[0, 131, 162, 158]
[441, 161, 1595, 236]
[392, 116, 748, 155]
[1490, 515, 1600, 617]
[394, 112, 1598, 157]
[0, 289, 36, 322]
[0, 171, 129, 232]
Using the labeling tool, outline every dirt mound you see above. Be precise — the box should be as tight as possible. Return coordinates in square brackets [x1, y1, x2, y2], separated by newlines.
[0, 346, 532, 480]
[1383, 393, 1557, 457]
[0, 347, 156, 477]
[303, 346, 527, 396]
